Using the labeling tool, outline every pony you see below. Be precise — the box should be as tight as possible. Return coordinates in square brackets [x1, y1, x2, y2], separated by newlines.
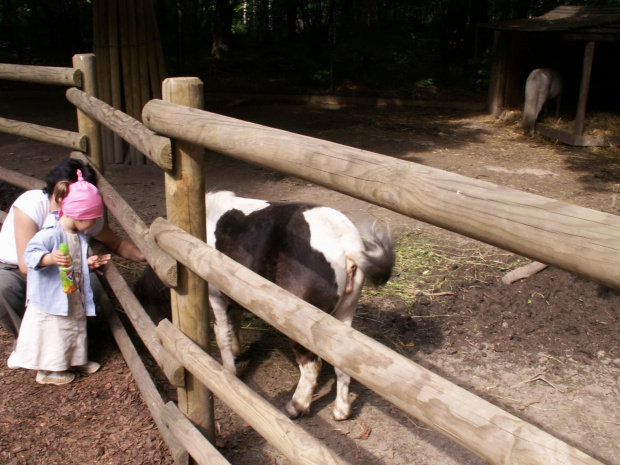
[521, 68, 562, 137]
[136, 191, 394, 420]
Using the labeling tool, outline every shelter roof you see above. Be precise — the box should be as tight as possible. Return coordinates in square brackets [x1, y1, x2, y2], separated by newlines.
[481, 6, 620, 35]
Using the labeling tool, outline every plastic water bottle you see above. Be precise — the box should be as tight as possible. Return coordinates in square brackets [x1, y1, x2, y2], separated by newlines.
[58, 242, 77, 294]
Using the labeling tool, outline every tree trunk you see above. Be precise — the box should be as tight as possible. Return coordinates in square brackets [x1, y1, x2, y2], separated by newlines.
[286, 0, 297, 38]
[1, 0, 22, 61]
[212, 0, 233, 59]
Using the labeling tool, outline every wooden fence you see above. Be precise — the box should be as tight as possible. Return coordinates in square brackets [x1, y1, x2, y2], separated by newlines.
[0, 58, 612, 465]
[141, 100, 620, 291]
[0, 57, 103, 172]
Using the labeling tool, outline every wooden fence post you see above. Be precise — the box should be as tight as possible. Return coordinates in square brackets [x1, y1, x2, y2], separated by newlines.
[162, 77, 214, 443]
[574, 41, 595, 137]
[72, 54, 104, 174]
[487, 30, 508, 117]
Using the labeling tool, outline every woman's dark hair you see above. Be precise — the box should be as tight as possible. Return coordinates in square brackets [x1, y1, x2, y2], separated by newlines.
[42, 158, 98, 198]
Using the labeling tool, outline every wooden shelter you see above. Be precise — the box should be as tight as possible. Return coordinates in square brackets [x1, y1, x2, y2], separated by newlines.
[484, 6, 620, 146]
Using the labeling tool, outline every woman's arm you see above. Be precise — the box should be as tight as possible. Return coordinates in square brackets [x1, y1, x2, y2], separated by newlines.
[93, 223, 148, 265]
[14, 207, 40, 274]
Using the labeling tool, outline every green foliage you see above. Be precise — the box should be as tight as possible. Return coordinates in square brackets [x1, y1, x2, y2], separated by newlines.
[467, 49, 493, 90]
[311, 69, 331, 83]
[416, 78, 434, 87]
[231, 21, 248, 36]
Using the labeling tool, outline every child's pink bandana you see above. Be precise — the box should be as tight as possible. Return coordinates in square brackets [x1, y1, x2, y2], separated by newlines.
[59, 169, 104, 220]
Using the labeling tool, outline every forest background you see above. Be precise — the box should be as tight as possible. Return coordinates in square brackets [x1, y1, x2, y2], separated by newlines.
[1, 0, 620, 98]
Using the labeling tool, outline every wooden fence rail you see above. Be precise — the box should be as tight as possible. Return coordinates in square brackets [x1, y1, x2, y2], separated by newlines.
[160, 402, 229, 465]
[99, 259, 184, 387]
[91, 275, 190, 465]
[142, 100, 620, 291]
[66, 88, 172, 169]
[0, 57, 103, 172]
[157, 320, 348, 465]
[151, 216, 601, 465]
[0, 166, 45, 190]
[70, 151, 176, 286]
[0, 63, 82, 87]
[0, 117, 87, 151]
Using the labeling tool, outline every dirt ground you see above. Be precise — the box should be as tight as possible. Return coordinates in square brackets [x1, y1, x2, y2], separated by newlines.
[1, 84, 619, 465]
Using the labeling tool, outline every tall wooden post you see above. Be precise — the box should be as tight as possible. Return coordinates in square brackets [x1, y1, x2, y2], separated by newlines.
[107, 0, 125, 163]
[574, 41, 595, 137]
[486, 31, 508, 117]
[162, 77, 214, 443]
[93, 0, 114, 165]
[72, 54, 104, 174]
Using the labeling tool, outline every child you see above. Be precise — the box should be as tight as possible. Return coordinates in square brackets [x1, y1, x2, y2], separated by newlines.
[7, 169, 111, 385]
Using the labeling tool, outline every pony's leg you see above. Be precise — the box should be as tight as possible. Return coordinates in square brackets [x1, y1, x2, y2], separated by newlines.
[286, 341, 322, 418]
[535, 91, 547, 121]
[229, 304, 244, 358]
[330, 272, 364, 421]
[331, 308, 355, 420]
[333, 366, 351, 420]
[209, 286, 237, 374]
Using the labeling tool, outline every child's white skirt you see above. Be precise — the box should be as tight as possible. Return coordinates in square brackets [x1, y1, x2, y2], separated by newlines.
[7, 290, 88, 372]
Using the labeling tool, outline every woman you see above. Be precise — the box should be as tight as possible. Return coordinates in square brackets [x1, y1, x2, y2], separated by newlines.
[0, 158, 147, 338]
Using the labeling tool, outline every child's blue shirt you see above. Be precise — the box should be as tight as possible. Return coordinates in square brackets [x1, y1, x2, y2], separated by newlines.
[23, 212, 96, 316]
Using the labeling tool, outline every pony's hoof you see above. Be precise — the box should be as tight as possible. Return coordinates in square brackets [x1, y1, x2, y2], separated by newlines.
[285, 400, 309, 419]
[332, 405, 351, 421]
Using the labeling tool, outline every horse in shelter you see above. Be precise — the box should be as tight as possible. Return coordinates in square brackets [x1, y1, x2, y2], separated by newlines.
[521, 68, 562, 137]
[136, 190, 395, 420]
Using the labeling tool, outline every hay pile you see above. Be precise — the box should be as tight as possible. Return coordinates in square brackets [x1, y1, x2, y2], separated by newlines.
[547, 111, 620, 137]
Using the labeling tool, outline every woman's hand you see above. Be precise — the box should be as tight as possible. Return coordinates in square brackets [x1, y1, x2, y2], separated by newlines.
[94, 224, 148, 265]
[117, 240, 148, 265]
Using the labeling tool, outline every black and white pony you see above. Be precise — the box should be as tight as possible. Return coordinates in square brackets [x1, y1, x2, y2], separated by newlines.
[136, 191, 394, 420]
[521, 68, 562, 137]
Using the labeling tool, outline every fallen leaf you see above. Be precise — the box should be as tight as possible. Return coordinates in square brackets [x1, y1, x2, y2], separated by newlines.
[355, 424, 372, 440]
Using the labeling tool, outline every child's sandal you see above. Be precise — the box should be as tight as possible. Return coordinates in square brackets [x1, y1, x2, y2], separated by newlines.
[74, 361, 101, 374]
[36, 370, 75, 385]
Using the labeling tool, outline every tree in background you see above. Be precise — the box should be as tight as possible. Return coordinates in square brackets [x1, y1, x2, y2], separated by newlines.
[2, 0, 620, 93]
[212, 0, 236, 58]
[0, 0, 92, 65]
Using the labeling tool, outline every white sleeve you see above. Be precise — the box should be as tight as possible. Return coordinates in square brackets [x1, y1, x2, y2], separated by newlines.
[0, 190, 49, 264]
[84, 216, 105, 238]
[13, 190, 50, 229]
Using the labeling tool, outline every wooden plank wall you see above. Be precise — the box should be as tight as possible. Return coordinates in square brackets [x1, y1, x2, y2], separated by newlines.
[93, 0, 166, 165]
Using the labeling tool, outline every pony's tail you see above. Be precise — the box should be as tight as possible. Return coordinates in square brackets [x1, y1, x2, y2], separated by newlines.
[359, 221, 395, 286]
